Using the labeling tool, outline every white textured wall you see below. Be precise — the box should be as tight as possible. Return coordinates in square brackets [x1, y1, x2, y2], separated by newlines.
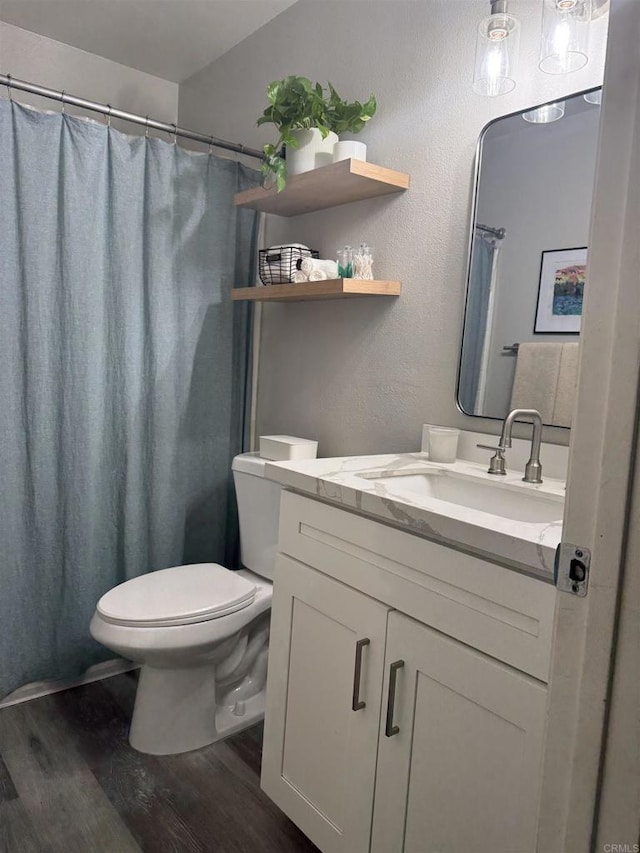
[0, 21, 179, 133]
[179, 0, 608, 456]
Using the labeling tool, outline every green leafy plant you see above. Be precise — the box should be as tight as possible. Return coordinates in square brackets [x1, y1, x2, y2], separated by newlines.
[257, 76, 377, 191]
[325, 83, 377, 136]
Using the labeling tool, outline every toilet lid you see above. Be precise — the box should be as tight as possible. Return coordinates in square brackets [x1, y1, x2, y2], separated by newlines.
[97, 563, 257, 627]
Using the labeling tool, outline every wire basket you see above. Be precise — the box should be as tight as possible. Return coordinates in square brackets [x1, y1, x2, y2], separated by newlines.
[259, 246, 319, 285]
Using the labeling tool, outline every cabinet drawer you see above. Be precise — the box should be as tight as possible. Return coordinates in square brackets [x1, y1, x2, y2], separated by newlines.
[278, 490, 555, 682]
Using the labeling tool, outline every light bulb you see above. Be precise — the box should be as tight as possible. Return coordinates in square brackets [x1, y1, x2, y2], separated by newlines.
[552, 20, 571, 56]
[540, 0, 592, 75]
[583, 89, 602, 105]
[473, 11, 521, 97]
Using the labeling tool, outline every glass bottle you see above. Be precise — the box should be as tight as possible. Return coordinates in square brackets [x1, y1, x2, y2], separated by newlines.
[336, 246, 353, 278]
[354, 243, 374, 280]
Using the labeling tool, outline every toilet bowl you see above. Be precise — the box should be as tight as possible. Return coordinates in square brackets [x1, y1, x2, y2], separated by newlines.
[90, 453, 282, 755]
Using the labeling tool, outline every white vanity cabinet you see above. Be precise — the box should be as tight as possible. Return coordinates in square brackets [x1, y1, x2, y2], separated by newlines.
[261, 491, 556, 853]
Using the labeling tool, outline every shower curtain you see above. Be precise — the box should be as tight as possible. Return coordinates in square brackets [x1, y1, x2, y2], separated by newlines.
[459, 232, 499, 415]
[0, 100, 259, 698]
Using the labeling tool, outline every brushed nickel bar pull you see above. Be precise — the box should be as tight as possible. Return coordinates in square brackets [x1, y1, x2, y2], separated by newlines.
[351, 638, 370, 711]
[385, 660, 404, 737]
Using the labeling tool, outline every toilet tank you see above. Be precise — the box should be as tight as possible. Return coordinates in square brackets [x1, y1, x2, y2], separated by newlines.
[232, 453, 283, 580]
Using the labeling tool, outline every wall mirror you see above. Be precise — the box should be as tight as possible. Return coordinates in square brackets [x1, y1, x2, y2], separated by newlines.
[458, 88, 602, 428]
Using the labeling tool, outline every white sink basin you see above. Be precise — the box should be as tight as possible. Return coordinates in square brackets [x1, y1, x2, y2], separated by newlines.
[358, 468, 564, 524]
[264, 450, 566, 575]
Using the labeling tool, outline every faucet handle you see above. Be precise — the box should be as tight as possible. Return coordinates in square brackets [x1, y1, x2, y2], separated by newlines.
[476, 444, 507, 476]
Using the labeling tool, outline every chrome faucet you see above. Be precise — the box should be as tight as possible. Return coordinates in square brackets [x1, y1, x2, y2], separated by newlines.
[477, 408, 544, 484]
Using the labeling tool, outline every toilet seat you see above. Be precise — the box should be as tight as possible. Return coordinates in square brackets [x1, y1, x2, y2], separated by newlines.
[97, 563, 256, 628]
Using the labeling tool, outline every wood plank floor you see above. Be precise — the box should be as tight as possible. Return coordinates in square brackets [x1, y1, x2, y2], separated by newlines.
[0, 672, 318, 853]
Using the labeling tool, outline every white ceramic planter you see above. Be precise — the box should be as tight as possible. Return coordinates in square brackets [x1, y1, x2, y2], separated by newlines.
[286, 128, 338, 175]
[332, 140, 367, 163]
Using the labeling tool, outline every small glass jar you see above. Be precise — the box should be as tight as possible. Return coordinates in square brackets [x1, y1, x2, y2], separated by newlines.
[337, 246, 353, 278]
[353, 244, 374, 280]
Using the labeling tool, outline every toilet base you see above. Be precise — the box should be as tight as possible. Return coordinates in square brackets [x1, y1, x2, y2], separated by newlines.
[129, 662, 266, 755]
[214, 691, 266, 742]
[130, 662, 218, 755]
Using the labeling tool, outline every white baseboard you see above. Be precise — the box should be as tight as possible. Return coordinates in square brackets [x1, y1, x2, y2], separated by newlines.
[0, 658, 139, 709]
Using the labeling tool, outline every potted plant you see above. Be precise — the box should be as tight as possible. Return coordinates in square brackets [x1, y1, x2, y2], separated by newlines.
[257, 76, 377, 191]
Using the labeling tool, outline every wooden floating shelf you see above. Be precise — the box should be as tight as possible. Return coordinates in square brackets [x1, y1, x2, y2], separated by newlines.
[231, 279, 401, 302]
[233, 159, 410, 217]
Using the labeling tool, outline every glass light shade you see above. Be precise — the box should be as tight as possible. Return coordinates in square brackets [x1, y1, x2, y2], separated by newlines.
[473, 13, 521, 97]
[523, 101, 566, 123]
[591, 0, 608, 18]
[539, 0, 592, 75]
[583, 89, 602, 104]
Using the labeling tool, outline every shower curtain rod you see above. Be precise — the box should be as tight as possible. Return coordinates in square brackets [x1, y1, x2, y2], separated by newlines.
[0, 74, 265, 161]
[476, 223, 506, 239]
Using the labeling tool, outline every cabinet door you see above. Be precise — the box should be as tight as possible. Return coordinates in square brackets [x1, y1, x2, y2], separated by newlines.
[372, 612, 547, 853]
[261, 554, 390, 853]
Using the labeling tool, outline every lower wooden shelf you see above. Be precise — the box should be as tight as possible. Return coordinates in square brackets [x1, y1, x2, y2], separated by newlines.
[231, 279, 401, 302]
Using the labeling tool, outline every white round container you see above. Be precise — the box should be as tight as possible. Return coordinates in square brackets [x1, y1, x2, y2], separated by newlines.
[332, 140, 367, 163]
[286, 128, 338, 175]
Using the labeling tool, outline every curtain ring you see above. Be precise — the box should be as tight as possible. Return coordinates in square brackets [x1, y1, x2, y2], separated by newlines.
[106, 104, 112, 128]
[6, 73, 12, 102]
[208, 136, 214, 156]
[145, 115, 150, 139]
[171, 123, 178, 146]
[60, 91, 66, 114]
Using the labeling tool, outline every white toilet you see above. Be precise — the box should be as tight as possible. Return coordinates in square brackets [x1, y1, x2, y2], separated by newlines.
[90, 453, 282, 755]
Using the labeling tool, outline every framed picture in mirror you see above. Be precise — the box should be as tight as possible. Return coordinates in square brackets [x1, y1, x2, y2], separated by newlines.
[534, 247, 587, 334]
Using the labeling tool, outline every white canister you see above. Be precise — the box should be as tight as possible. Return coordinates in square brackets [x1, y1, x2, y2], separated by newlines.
[286, 128, 338, 175]
[425, 426, 460, 464]
[332, 140, 367, 163]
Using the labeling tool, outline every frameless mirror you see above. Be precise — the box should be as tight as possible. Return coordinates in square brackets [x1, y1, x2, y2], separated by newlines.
[458, 88, 602, 428]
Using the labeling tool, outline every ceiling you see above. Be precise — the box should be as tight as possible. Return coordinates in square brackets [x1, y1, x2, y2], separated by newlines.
[0, 0, 298, 83]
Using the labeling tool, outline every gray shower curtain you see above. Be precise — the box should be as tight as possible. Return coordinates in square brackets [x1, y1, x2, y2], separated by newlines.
[458, 233, 497, 415]
[0, 100, 259, 698]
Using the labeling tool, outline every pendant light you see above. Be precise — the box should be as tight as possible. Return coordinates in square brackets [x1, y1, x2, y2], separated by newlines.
[523, 100, 566, 123]
[539, 0, 592, 75]
[583, 89, 602, 105]
[473, 0, 521, 97]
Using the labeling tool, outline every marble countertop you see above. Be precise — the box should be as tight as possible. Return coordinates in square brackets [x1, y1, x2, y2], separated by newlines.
[264, 453, 565, 579]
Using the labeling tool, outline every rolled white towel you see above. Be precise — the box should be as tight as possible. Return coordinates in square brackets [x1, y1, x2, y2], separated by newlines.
[308, 269, 328, 281]
[300, 257, 339, 278]
[299, 257, 315, 276]
[317, 259, 338, 278]
[267, 243, 309, 251]
[291, 270, 309, 283]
